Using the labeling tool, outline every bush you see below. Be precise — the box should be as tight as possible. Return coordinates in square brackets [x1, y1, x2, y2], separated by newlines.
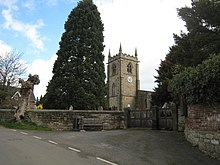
[169, 54, 220, 104]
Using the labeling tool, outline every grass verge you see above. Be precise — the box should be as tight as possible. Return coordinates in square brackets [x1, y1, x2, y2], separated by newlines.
[0, 120, 52, 131]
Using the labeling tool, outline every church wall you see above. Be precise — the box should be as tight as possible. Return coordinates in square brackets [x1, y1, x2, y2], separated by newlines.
[121, 96, 135, 110]
[121, 76, 136, 96]
[109, 97, 120, 110]
[136, 90, 153, 110]
[107, 47, 141, 111]
[120, 57, 138, 110]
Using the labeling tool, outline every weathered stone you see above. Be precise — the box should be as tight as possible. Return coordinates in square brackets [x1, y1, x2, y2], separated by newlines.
[205, 134, 213, 139]
[215, 145, 220, 154]
[192, 137, 199, 145]
[211, 139, 219, 145]
[214, 133, 220, 139]
[204, 139, 210, 143]
[206, 144, 214, 152]
[198, 142, 206, 151]
[1, 109, 125, 131]
[185, 129, 220, 159]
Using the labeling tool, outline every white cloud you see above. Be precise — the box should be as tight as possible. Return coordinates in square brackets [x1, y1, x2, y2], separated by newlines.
[42, 0, 76, 6]
[43, 0, 58, 6]
[0, 0, 17, 7]
[1, 7, 45, 51]
[28, 55, 57, 98]
[23, 0, 36, 10]
[0, 40, 12, 54]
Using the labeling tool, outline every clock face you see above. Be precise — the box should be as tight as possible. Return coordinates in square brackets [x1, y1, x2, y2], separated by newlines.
[127, 76, 133, 83]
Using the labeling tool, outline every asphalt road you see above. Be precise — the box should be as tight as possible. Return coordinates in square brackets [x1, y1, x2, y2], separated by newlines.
[0, 126, 219, 165]
[0, 127, 108, 165]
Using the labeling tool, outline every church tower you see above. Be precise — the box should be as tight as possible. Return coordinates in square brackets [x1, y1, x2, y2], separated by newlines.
[107, 44, 140, 111]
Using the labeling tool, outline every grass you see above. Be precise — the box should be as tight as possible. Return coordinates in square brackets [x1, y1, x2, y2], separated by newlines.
[0, 120, 52, 131]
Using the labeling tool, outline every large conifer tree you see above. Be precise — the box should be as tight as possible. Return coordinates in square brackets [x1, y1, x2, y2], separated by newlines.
[43, 0, 106, 109]
[152, 0, 220, 106]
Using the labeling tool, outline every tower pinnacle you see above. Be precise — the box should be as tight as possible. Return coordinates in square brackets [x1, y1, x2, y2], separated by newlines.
[119, 43, 122, 54]
[108, 49, 111, 58]
[135, 47, 138, 57]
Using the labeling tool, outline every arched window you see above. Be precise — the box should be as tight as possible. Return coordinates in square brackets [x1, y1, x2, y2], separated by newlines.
[112, 63, 117, 75]
[112, 83, 117, 96]
[127, 63, 132, 73]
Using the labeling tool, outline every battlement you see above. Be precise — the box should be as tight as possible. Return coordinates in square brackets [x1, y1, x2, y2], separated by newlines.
[108, 44, 138, 63]
[108, 52, 138, 63]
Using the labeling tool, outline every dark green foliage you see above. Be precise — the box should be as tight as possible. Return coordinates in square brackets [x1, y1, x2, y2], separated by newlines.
[152, 60, 174, 106]
[177, 0, 220, 60]
[169, 54, 220, 104]
[153, 0, 220, 106]
[43, 0, 106, 109]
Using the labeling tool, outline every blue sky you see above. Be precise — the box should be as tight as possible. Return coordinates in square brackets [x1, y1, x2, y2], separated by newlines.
[0, 0, 192, 98]
[0, 0, 77, 62]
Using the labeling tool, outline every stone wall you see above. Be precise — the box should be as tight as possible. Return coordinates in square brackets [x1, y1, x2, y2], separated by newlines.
[0, 109, 125, 131]
[136, 90, 153, 110]
[178, 107, 186, 132]
[0, 109, 15, 121]
[185, 104, 220, 159]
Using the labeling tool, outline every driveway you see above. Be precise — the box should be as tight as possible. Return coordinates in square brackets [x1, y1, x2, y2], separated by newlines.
[18, 128, 220, 165]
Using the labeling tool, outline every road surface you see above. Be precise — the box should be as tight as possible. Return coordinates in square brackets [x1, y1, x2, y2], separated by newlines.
[0, 126, 219, 165]
[0, 127, 111, 165]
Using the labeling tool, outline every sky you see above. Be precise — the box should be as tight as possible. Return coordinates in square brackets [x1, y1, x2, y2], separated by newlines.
[0, 0, 192, 98]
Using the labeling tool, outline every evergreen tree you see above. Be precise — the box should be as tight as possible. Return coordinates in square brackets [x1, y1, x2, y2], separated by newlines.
[153, 0, 220, 106]
[43, 0, 106, 109]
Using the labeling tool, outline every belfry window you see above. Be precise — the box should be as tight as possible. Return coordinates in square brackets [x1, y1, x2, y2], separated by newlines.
[112, 83, 117, 96]
[112, 63, 117, 75]
[127, 63, 132, 73]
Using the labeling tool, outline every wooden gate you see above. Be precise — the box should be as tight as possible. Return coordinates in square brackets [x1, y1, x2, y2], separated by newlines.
[126, 109, 153, 128]
[125, 106, 177, 130]
[158, 108, 173, 130]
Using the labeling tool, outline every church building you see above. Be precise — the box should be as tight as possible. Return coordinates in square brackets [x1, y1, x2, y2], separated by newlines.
[107, 44, 153, 111]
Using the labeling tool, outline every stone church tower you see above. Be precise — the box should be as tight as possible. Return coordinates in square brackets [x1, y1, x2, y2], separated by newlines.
[107, 44, 140, 111]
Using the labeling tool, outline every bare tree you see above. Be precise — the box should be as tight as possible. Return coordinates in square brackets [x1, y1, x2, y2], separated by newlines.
[0, 51, 27, 87]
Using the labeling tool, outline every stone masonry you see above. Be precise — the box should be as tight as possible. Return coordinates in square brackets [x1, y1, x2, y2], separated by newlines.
[107, 45, 139, 111]
[185, 104, 220, 159]
[0, 109, 125, 131]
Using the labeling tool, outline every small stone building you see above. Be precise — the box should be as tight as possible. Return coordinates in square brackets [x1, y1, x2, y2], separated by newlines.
[107, 44, 153, 111]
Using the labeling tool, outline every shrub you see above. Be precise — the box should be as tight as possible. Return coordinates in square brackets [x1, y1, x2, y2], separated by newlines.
[169, 54, 220, 104]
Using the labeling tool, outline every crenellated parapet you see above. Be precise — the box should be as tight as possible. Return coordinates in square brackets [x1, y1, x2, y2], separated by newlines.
[108, 44, 138, 63]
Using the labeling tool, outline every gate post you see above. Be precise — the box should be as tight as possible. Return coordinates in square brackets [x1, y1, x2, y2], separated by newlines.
[152, 106, 159, 130]
[172, 106, 178, 131]
[124, 108, 131, 128]
[73, 116, 80, 131]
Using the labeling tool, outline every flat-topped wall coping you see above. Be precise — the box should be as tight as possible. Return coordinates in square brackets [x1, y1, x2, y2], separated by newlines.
[26, 109, 124, 113]
[0, 109, 125, 131]
[0, 109, 124, 113]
